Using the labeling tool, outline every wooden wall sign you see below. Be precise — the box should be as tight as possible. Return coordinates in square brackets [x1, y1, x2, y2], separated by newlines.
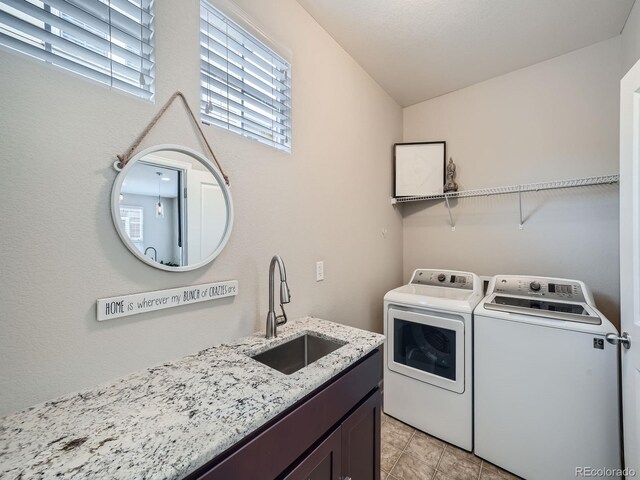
[96, 280, 238, 321]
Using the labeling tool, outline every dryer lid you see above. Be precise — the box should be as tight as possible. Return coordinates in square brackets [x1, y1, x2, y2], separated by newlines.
[395, 284, 477, 300]
[385, 284, 482, 313]
[385, 269, 483, 313]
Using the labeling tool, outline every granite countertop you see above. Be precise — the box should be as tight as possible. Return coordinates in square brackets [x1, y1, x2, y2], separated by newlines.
[0, 317, 384, 480]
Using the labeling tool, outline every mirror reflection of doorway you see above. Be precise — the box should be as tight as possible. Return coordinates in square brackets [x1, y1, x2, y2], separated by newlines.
[186, 168, 226, 265]
[119, 161, 186, 267]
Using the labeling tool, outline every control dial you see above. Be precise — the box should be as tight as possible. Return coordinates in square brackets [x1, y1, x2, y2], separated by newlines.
[437, 273, 446, 282]
[529, 281, 541, 292]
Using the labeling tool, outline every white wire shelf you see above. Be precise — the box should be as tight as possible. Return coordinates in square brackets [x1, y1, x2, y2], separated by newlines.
[391, 174, 619, 231]
[391, 174, 619, 205]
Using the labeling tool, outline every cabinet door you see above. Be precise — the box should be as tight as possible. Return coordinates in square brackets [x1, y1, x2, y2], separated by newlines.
[341, 389, 382, 480]
[191, 350, 382, 480]
[282, 428, 342, 480]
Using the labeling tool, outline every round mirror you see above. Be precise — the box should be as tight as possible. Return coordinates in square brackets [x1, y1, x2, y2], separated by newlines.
[111, 144, 233, 271]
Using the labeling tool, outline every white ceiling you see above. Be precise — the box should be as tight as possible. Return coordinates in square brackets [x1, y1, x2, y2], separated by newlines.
[121, 163, 179, 198]
[297, 0, 634, 107]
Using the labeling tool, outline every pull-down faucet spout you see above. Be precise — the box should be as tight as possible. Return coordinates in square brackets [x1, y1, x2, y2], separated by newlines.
[266, 255, 291, 339]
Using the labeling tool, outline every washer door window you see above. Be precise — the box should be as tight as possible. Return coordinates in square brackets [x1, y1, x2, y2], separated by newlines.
[387, 308, 465, 393]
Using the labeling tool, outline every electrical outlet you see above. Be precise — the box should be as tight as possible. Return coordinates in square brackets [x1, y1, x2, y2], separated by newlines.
[316, 261, 324, 281]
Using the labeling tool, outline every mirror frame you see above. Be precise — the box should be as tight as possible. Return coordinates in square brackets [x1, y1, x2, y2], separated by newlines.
[111, 144, 234, 272]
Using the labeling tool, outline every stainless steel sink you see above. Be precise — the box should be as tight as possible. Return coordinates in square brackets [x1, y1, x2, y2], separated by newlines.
[250, 333, 346, 375]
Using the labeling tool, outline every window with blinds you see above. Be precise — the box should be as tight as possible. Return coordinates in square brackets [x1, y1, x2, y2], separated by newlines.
[200, 1, 291, 152]
[0, 0, 154, 100]
[120, 205, 143, 251]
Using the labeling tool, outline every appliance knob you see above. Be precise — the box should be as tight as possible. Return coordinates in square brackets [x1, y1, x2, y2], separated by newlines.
[530, 281, 541, 291]
[438, 273, 446, 282]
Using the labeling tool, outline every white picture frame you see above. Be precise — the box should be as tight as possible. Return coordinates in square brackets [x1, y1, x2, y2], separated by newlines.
[394, 142, 446, 197]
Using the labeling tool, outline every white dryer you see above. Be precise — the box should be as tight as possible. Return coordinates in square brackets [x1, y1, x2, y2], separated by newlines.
[384, 269, 483, 451]
[474, 275, 622, 480]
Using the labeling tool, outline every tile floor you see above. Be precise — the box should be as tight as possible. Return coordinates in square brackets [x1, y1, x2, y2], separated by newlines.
[381, 413, 520, 480]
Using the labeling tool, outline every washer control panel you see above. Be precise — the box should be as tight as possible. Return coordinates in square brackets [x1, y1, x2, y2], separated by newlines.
[410, 270, 473, 289]
[492, 276, 585, 302]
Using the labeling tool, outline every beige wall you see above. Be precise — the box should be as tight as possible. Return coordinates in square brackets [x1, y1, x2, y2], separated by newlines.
[0, 0, 403, 415]
[402, 37, 622, 326]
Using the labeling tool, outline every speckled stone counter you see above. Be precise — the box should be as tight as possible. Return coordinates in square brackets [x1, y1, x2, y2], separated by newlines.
[0, 317, 384, 480]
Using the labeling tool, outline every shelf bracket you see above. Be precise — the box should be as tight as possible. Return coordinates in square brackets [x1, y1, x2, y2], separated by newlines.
[444, 194, 456, 231]
[518, 187, 524, 230]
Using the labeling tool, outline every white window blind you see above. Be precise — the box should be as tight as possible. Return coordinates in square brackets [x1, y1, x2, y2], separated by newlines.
[200, 1, 291, 152]
[0, 0, 155, 100]
[120, 205, 143, 251]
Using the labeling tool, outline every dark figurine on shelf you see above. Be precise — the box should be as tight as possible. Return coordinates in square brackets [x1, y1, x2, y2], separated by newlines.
[444, 157, 458, 193]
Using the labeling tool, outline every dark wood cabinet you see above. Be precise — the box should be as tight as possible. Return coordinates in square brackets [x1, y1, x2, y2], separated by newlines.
[282, 428, 342, 480]
[284, 389, 382, 480]
[340, 390, 381, 480]
[187, 348, 382, 480]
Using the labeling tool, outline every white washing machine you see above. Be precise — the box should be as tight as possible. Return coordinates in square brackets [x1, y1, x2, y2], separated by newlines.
[474, 275, 622, 480]
[384, 269, 483, 451]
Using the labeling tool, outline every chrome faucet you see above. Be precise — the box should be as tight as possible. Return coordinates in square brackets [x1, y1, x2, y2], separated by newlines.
[144, 246, 157, 262]
[266, 255, 291, 339]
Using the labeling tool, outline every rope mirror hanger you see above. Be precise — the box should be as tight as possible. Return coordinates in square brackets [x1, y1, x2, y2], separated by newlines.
[114, 91, 230, 186]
